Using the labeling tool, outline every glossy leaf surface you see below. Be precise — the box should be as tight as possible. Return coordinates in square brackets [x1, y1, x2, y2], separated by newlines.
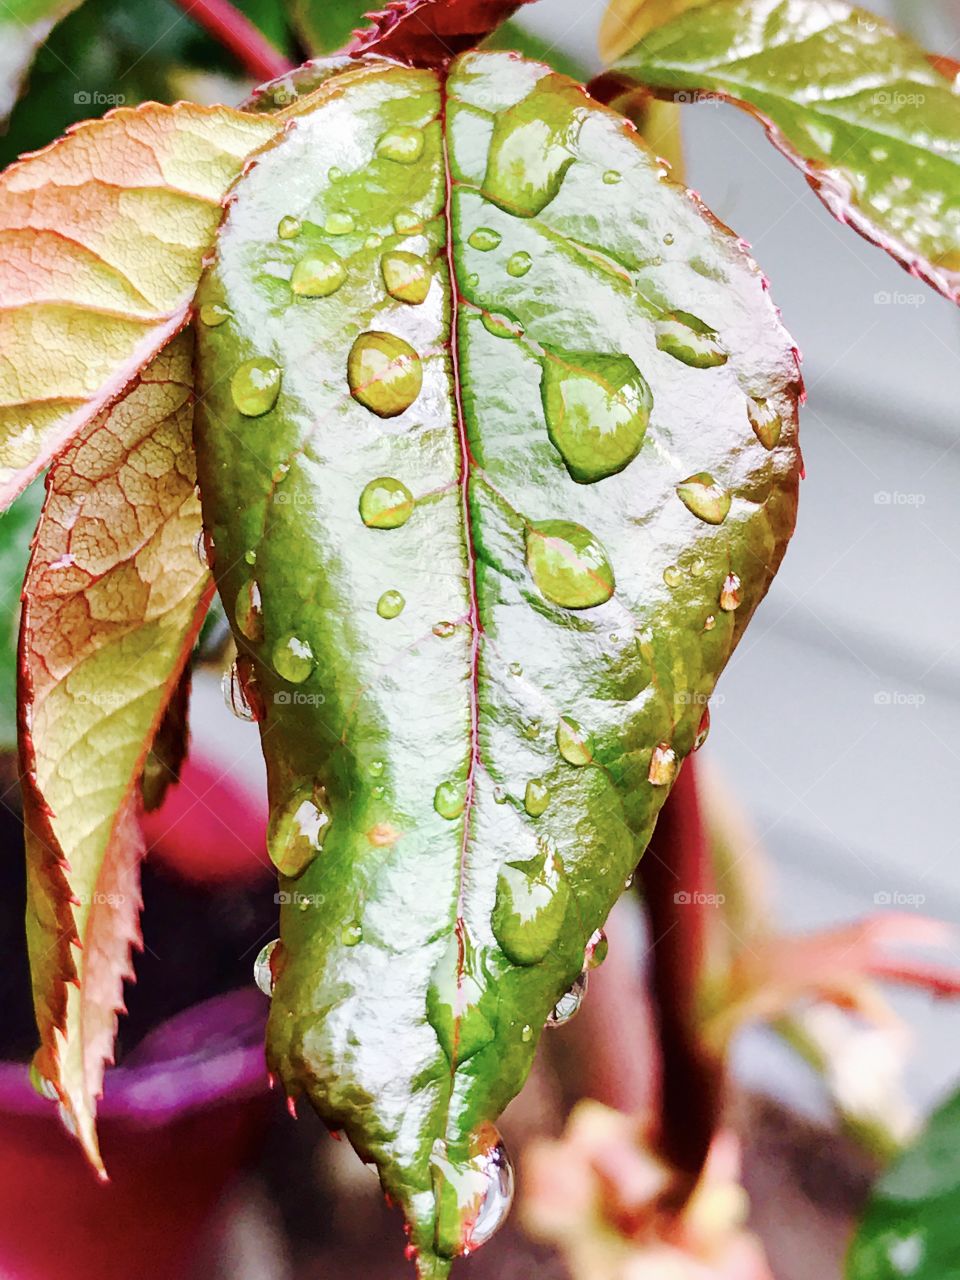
[609, 0, 960, 302]
[19, 331, 212, 1168]
[0, 101, 276, 509]
[848, 1086, 960, 1280]
[194, 51, 801, 1277]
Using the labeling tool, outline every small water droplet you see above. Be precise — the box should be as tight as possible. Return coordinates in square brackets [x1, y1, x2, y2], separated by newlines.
[465, 272, 480, 288]
[430, 1129, 515, 1256]
[521, 1024, 533, 1043]
[493, 785, 507, 804]
[541, 350, 652, 483]
[493, 847, 569, 966]
[231, 357, 282, 417]
[359, 476, 414, 529]
[526, 520, 615, 609]
[254, 939, 280, 995]
[199, 301, 231, 327]
[624, 873, 634, 890]
[704, 614, 716, 631]
[433, 620, 456, 637]
[509, 661, 522, 677]
[381, 250, 433, 305]
[523, 778, 549, 817]
[194, 528, 212, 568]
[690, 557, 706, 578]
[348, 331, 422, 417]
[663, 232, 675, 246]
[547, 971, 587, 1026]
[365, 232, 383, 249]
[694, 705, 711, 750]
[585, 928, 608, 969]
[328, 165, 344, 183]
[427, 921, 495, 1061]
[273, 633, 315, 683]
[244, 548, 257, 566]
[234, 579, 263, 642]
[522, 718, 541, 741]
[481, 309, 525, 340]
[393, 208, 423, 235]
[656, 311, 727, 368]
[747, 397, 783, 449]
[341, 920, 363, 947]
[663, 564, 682, 588]
[506, 250, 532, 277]
[370, 759, 385, 776]
[278, 215, 301, 239]
[648, 742, 677, 786]
[291, 246, 346, 297]
[377, 589, 405, 619]
[556, 715, 593, 766]
[377, 125, 425, 164]
[222, 660, 257, 722]
[719, 572, 742, 611]
[603, 169, 622, 185]
[434, 779, 467, 820]
[268, 787, 331, 876]
[676, 472, 731, 525]
[324, 211, 355, 235]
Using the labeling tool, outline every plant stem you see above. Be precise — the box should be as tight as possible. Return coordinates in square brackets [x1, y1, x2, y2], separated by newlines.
[170, 0, 293, 83]
[866, 955, 960, 998]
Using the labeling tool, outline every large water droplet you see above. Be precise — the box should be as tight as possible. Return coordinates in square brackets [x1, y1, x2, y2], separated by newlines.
[719, 572, 742, 611]
[492, 847, 569, 965]
[277, 215, 301, 239]
[481, 309, 524, 340]
[694, 705, 710, 750]
[434, 779, 467, 820]
[222, 660, 256, 721]
[483, 82, 585, 217]
[468, 227, 502, 252]
[585, 928, 608, 970]
[523, 778, 549, 817]
[235, 579, 264, 642]
[556, 715, 593, 766]
[655, 311, 728, 368]
[506, 250, 532, 278]
[324, 211, 355, 235]
[254, 939, 280, 995]
[377, 125, 425, 164]
[273, 633, 315, 683]
[348, 331, 422, 417]
[547, 971, 587, 1026]
[268, 787, 331, 877]
[748, 396, 783, 449]
[526, 519, 615, 609]
[676, 472, 731, 525]
[541, 350, 652, 483]
[291, 247, 346, 298]
[359, 476, 414, 529]
[648, 742, 677, 787]
[381, 250, 433, 305]
[426, 922, 495, 1062]
[199, 301, 231, 327]
[430, 1129, 515, 1258]
[377, 589, 405, 619]
[231, 357, 282, 417]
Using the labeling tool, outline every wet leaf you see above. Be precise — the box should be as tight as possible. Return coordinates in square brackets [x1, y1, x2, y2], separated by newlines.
[0, 101, 276, 509]
[350, 0, 538, 65]
[608, 0, 960, 303]
[195, 52, 801, 1275]
[19, 331, 213, 1168]
[0, 0, 85, 126]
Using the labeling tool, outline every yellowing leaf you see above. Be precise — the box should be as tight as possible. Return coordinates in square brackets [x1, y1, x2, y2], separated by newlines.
[0, 102, 277, 509]
[19, 330, 213, 1168]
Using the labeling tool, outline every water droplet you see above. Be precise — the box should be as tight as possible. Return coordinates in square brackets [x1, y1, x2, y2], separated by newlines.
[370, 759, 385, 777]
[341, 920, 363, 947]
[481, 309, 525, 340]
[433, 620, 456, 638]
[29, 1055, 58, 1100]
[434, 779, 467, 820]
[506, 250, 532, 277]
[521, 1024, 533, 1043]
[541, 350, 652, 483]
[690, 557, 706, 578]
[381, 250, 433, 304]
[430, 1129, 515, 1256]
[603, 169, 622, 185]
[377, 589, 405, 619]
[244, 549, 257, 566]
[222, 660, 256, 721]
[483, 83, 584, 217]
[427, 921, 496, 1061]
[393, 208, 423, 235]
[234, 579, 263, 642]
[359, 476, 414, 529]
[328, 165, 344, 183]
[365, 232, 383, 249]
[547, 971, 587, 1026]
[465, 272, 480, 288]
[648, 742, 677, 787]
[748, 396, 783, 449]
[694, 705, 710, 750]
[469, 227, 502, 252]
[231, 357, 282, 417]
[663, 232, 675, 246]
[377, 125, 425, 164]
[676, 472, 731, 525]
[348, 331, 422, 417]
[719, 572, 742, 611]
[556, 715, 593, 766]
[704, 614, 716, 631]
[523, 778, 549, 817]
[273, 633, 315, 683]
[493, 785, 507, 804]
[526, 519, 615, 609]
[268, 788, 331, 876]
[199, 301, 231, 327]
[624, 874, 634, 890]
[655, 311, 727, 368]
[493, 847, 569, 966]
[509, 661, 523, 677]
[324, 211, 355, 235]
[521, 718, 541, 742]
[278, 215, 301, 239]
[663, 564, 682, 588]
[291, 246, 346, 297]
[194, 528, 212, 568]
[585, 928, 608, 969]
[254, 939, 280, 995]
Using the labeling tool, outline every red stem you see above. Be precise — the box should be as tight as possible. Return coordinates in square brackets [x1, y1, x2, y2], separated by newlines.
[170, 0, 293, 82]
[867, 955, 960, 998]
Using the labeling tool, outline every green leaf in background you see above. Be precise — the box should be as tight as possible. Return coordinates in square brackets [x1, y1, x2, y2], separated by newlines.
[286, 0, 371, 54]
[194, 51, 801, 1275]
[0, 0, 85, 125]
[848, 1086, 960, 1280]
[608, 0, 960, 303]
[0, 480, 43, 750]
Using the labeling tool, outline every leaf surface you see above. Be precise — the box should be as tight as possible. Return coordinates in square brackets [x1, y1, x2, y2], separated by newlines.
[0, 101, 277, 509]
[607, 0, 960, 302]
[194, 52, 801, 1276]
[19, 330, 212, 1167]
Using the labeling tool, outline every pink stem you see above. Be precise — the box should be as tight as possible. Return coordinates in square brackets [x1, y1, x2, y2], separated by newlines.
[170, 0, 293, 82]
[867, 955, 960, 998]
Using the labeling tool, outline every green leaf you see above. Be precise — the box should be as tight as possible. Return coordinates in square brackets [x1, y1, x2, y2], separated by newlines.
[0, 0, 86, 126]
[286, 0, 373, 54]
[848, 1086, 960, 1280]
[607, 0, 960, 303]
[194, 51, 801, 1276]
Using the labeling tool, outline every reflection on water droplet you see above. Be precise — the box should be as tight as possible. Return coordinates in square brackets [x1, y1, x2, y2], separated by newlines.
[430, 1128, 515, 1257]
[603, 169, 621, 185]
[747, 397, 783, 449]
[523, 778, 549, 817]
[342, 920, 363, 947]
[393, 208, 423, 235]
[663, 565, 682, 588]
[328, 165, 344, 183]
[324, 211, 355, 235]
[663, 232, 675, 246]
[370, 759, 385, 776]
[556, 715, 593, 766]
[199, 301, 231, 327]
[690, 557, 705, 578]
[273, 633, 315, 683]
[521, 1024, 533, 1043]
[291, 247, 346, 297]
[509, 661, 523, 677]
[268, 787, 331, 876]
[585, 928, 608, 969]
[547, 970, 587, 1026]
[526, 520, 615, 608]
[465, 272, 480, 288]
[493, 847, 568, 965]
[359, 476, 414, 529]
[541, 350, 652, 483]
[231, 357, 282, 416]
[381, 250, 433, 304]
[254, 939, 280, 995]
[483, 82, 585, 217]
[694, 705, 711, 751]
[704, 614, 716, 631]
[278, 215, 301, 239]
[195, 528, 212, 568]
[222, 660, 257, 722]
[482, 309, 525, 340]
[377, 125, 425, 164]
[469, 227, 502, 252]
[719, 573, 742, 611]
[676, 472, 731, 525]
[427, 922, 495, 1061]
[506, 250, 532, 277]
[434, 779, 467, 820]
[235, 579, 263, 642]
[648, 742, 677, 787]
[493, 785, 507, 805]
[656, 311, 727, 368]
[244, 549, 257, 566]
[365, 232, 383, 249]
[377, 589, 405, 619]
[348, 331, 422, 417]
[433, 620, 456, 637]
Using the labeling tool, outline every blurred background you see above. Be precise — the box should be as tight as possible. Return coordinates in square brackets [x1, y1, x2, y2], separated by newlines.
[0, 1, 958, 1278]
